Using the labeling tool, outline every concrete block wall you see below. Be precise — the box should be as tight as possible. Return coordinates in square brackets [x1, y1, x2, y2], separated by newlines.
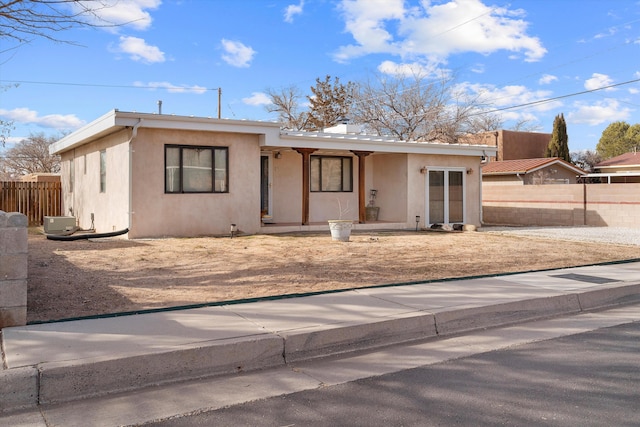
[586, 184, 640, 228]
[0, 211, 28, 328]
[482, 185, 585, 227]
[482, 183, 640, 228]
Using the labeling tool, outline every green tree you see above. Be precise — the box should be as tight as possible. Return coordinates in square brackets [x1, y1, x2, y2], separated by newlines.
[546, 113, 570, 162]
[596, 121, 632, 159]
[626, 123, 640, 150]
[306, 75, 355, 130]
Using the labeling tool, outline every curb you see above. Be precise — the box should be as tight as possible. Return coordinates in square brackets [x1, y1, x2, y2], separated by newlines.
[2, 283, 640, 413]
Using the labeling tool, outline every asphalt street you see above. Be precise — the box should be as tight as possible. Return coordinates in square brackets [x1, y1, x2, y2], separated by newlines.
[152, 321, 640, 427]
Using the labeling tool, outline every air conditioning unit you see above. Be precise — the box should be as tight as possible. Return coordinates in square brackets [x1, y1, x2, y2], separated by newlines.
[44, 216, 76, 234]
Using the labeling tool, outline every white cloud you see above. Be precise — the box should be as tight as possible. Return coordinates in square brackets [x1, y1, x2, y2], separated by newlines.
[539, 74, 558, 85]
[458, 82, 557, 111]
[377, 60, 439, 77]
[568, 99, 630, 125]
[220, 39, 256, 68]
[629, 88, 639, 95]
[284, 1, 304, 23]
[116, 36, 165, 63]
[74, 0, 161, 31]
[584, 73, 615, 91]
[471, 63, 485, 74]
[132, 81, 207, 94]
[242, 92, 272, 106]
[334, 0, 546, 66]
[0, 108, 85, 130]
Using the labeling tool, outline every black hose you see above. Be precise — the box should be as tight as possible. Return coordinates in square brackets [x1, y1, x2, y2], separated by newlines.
[46, 228, 129, 241]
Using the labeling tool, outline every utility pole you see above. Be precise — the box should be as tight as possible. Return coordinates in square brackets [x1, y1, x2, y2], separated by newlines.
[218, 88, 222, 119]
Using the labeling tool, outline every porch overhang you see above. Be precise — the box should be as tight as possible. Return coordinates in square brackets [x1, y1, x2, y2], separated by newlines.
[275, 131, 497, 157]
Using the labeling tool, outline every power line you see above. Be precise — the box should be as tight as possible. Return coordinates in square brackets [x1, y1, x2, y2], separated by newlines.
[0, 79, 219, 91]
[474, 77, 640, 116]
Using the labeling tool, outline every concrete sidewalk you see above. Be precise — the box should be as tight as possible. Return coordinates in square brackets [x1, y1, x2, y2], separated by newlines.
[2, 261, 640, 416]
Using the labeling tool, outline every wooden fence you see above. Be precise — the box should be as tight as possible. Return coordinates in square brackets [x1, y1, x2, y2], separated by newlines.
[0, 181, 62, 225]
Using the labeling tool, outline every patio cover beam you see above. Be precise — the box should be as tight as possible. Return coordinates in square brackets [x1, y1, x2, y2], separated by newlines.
[293, 148, 317, 225]
[351, 150, 373, 224]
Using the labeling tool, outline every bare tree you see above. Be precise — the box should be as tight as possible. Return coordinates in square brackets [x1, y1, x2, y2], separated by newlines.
[265, 85, 309, 130]
[0, 0, 123, 48]
[265, 76, 355, 131]
[571, 150, 602, 173]
[351, 72, 499, 143]
[0, 133, 61, 178]
[1, 1, 128, 146]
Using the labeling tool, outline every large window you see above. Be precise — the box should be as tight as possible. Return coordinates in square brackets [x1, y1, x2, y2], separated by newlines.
[165, 145, 228, 193]
[310, 155, 353, 192]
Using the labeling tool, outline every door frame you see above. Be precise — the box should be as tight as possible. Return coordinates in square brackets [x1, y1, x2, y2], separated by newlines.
[424, 167, 467, 225]
[260, 152, 274, 222]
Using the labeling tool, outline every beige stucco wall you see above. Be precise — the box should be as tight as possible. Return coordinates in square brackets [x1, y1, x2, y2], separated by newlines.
[59, 129, 131, 233]
[271, 150, 302, 223]
[483, 183, 640, 228]
[129, 128, 262, 238]
[370, 153, 408, 223]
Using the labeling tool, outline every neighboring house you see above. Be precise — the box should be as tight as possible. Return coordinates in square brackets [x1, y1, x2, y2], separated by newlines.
[589, 151, 640, 183]
[19, 173, 61, 183]
[461, 130, 551, 162]
[49, 110, 497, 238]
[482, 158, 586, 185]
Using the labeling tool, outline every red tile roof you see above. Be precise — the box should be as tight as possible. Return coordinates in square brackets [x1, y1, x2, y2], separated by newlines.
[482, 158, 585, 175]
[595, 151, 640, 167]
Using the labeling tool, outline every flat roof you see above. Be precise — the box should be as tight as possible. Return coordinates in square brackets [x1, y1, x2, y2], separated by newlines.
[50, 110, 498, 158]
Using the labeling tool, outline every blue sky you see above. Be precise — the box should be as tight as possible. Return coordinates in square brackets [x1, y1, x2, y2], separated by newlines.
[1, 0, 640, 152]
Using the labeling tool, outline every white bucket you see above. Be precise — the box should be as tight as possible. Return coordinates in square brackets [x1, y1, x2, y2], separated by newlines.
[328, 220, 353, 242]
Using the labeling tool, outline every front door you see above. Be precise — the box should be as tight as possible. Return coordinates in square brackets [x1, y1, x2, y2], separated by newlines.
[260, 153, 273, 221]
[426, 169, 465, 225]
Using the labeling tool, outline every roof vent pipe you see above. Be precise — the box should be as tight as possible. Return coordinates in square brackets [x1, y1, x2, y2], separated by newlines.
[157, 100, 162, 115]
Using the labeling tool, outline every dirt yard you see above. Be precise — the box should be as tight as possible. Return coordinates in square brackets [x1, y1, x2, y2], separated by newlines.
[27, 229, 640, 323]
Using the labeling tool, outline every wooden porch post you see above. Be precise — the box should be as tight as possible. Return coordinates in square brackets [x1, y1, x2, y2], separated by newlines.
[351, 151, 373, 224]
[293, 148, 317, 225]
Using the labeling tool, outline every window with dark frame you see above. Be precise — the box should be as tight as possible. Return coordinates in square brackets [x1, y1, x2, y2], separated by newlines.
[310, 155, 353, 192]
[165, 145, 229, 193]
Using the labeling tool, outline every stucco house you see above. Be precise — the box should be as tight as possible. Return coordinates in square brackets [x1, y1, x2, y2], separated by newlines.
[590, 151, 640, 183]
[461, 129, 551, 162]
[482, 158, 586, 185]
[49, 110, 497, 238]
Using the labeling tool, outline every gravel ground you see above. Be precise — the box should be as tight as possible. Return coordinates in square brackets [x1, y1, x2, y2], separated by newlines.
[480, 226, 640, 246]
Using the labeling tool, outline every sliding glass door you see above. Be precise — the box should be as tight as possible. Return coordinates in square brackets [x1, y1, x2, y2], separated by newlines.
[427, 169, 465, 225]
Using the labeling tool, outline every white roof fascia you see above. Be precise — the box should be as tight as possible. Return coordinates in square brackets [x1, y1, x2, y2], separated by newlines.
[482, 171, 527, 176]
[583, 172, 640, 177]
[276, 133, 497, 157]
[50, 110, 120, 154]
[51, 110, 282, 155]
